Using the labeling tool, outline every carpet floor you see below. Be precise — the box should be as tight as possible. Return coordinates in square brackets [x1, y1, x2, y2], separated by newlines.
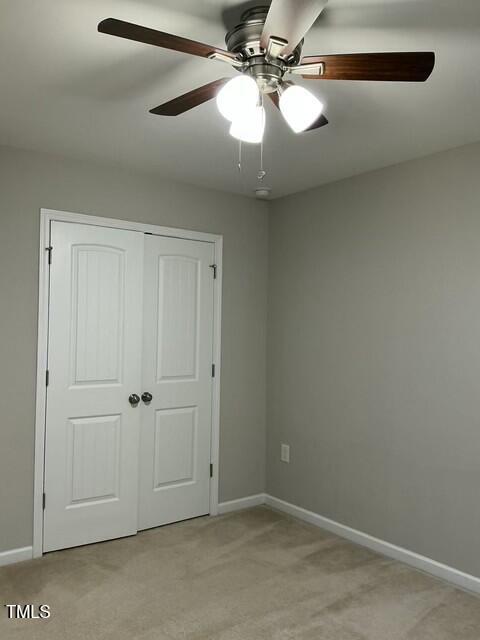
[1, 506, 479, 639]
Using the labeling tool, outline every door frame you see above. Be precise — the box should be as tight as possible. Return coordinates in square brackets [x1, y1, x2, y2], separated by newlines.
[33, 208, 223, 558]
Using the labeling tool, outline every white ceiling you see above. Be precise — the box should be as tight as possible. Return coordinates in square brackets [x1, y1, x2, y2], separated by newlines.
[1, 0, 479, 198]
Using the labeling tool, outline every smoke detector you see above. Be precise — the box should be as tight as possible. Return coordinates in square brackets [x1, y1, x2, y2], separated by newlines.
[255, 187, 271, 199]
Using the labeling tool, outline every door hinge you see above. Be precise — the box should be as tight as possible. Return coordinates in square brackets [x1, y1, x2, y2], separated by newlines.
[209, 264, 217, 279]
[46, 370, 49, 386]
[210, 463, 213, 478]
[46, 246, 53, 264]
[211, 364, 215, 378]
[42, 493, 46, 510]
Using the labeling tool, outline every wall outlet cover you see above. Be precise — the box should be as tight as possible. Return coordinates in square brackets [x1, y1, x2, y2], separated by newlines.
[281, 443, 290, 463]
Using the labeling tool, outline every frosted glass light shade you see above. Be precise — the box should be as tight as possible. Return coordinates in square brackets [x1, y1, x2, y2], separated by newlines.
[216, 76, 259, 122]
[279, 85, 324, 133]
[229, 105, 265, 144]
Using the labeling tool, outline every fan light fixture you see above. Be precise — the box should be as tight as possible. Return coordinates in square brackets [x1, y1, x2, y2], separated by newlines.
[99, 2, 436, 159]
[279, 84, 324, 133]
[229, 105, 265, 144]
[216, 76, 259, 122]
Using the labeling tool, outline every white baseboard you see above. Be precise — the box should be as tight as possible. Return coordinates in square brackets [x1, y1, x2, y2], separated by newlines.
[265, 495, 480, 595]
[218, 493, 266, 514]
[3, 497, 476, 594]
[0, 546, 33, 568]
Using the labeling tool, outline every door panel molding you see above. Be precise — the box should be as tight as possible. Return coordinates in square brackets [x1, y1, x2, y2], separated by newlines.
[34, 209, 223, 558]
[156, 255, 200, 382]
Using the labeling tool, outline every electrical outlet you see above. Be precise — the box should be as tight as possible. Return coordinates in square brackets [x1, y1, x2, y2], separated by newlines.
[281, 443, 290, 463]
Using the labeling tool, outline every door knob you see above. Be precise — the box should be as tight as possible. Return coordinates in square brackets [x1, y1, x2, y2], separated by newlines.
[129, 393, 140, 407]
[141, 392, 153, 404]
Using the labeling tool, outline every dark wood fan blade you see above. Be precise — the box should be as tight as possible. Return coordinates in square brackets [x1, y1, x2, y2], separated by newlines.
[304, 112, 329, 131]
[268, 92, 281, 108]
[98, 18, 237, 60]
[260, 0, 328, 57]
[268, 92, 328, 131]
[150, 78, 230, 116]
[300, 52, 435, 81]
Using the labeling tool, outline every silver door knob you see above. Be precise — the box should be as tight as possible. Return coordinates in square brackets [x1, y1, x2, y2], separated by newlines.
[141, 392, 153, 404]
[129, 393, 140, 407]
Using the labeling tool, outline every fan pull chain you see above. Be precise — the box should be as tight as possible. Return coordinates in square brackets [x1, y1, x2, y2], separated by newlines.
[258, 97, 266, 181]
[238, 140, 242, 172]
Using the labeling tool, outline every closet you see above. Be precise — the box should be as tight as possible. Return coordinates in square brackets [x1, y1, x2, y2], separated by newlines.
[42, 220, 217, 552]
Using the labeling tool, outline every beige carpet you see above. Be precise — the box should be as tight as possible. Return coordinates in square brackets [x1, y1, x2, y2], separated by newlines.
[1, 506, 479, 639]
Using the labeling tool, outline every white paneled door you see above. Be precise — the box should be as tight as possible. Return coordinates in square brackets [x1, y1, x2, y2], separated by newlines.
[43, 222, 144, 552]
[138, 235, 215, 530]
[43, 221, 216, 552]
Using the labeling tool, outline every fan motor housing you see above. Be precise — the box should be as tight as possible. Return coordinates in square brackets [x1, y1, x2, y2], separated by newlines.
[225, 6, 303, 93]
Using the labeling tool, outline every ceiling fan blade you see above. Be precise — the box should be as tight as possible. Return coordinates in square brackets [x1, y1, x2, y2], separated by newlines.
[268, 93, 328, 131]
[98, 18, 237, 60]
[268, 92, 281, 108]
[260, 0, 328, 58]
[300, 52, 435, 81]
[150, 78, 230, 116]
[304, 112, 329, 131]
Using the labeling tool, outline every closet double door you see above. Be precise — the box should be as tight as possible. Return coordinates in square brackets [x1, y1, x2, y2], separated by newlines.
[43, 221, 215, 552]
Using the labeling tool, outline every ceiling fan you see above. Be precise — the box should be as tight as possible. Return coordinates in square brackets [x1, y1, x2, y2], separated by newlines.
[98, 0, 435, 143]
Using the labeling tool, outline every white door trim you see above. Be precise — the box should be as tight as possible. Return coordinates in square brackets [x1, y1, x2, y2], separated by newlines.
[33, 208, 223, 558]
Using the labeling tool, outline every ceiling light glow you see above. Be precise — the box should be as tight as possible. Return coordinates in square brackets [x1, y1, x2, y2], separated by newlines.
[279, 85, 324, 133]
[229, 105, 265, 144]
[216, 76, 260, 122]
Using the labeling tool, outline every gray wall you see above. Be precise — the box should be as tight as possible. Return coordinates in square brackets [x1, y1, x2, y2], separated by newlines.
[3, 139, 480, 578]
[267, 142, 480, 577]
[0, 145, 268, 553]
